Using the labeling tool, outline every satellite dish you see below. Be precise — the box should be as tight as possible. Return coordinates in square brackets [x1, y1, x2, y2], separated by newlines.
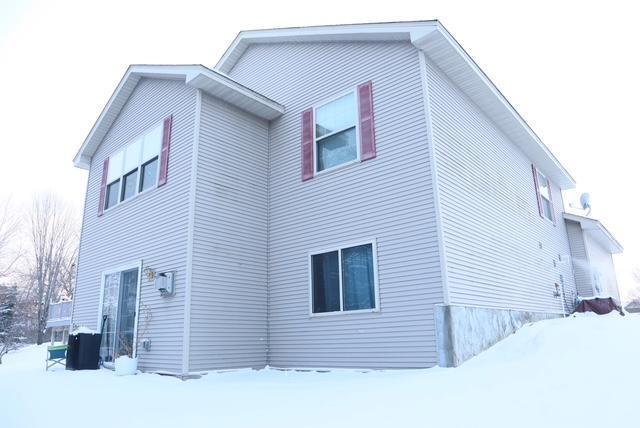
[579, 193, 591, 210]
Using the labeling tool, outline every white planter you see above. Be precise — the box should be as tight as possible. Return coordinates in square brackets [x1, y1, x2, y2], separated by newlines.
[114, 356, 138, 376]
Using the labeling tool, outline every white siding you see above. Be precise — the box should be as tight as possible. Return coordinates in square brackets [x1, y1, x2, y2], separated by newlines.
[565, 220, 593, 298]
[229, 41, 443, 368]
[583, 233, 620, 301]
[424, 53, 577, 314]
[73, 78, 196, 373]
[188, 93, 270, 371]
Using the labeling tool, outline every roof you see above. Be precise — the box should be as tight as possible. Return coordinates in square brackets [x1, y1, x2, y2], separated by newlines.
[215, 21, 576, 189]
[625, 300, 640, 311]
[564, 213, 623, 254]
[73, 65, 285, 169]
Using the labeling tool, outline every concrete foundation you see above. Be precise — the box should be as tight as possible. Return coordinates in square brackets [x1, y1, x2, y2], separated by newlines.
[435, 304, 561, 367]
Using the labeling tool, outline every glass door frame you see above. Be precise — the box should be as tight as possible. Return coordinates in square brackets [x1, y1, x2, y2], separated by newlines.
[96, 260, 143, 366]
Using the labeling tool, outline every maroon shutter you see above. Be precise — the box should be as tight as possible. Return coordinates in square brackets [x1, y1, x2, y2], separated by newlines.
[301, 108, 314, 181]
[98, 158, 109, 217]
[357, 81, 376, 161]
[158, 115, 173, 187]
[547, 178, 556, 225]
[531, 164, 543, 217]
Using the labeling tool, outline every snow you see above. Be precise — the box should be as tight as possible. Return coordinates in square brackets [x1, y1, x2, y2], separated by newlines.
[69, 326, 97, 335]
[1, 314, 639, 428]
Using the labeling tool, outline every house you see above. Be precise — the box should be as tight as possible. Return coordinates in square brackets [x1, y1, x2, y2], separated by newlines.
[624, 300, 640, 314]
[564, 213, 623, 301]
[70, 21, 623, 375]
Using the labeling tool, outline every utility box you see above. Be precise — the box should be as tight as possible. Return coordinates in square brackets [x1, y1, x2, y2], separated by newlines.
[154, 271, 175, 296]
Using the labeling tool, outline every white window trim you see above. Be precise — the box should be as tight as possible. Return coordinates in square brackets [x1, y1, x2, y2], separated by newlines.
[104, 122, 163, 213]
[95, 260, 143, 364]
[312, 87, 361, 176]
[308, 238, 380, 318]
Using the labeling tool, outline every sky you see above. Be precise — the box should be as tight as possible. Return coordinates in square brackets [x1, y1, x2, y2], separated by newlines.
[0, 0, 638, 297]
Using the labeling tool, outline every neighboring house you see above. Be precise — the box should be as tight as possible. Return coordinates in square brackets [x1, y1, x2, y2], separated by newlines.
[70, 21, 623, 375]
[625, 300, 640, 314]
[564, 213, 623, 301]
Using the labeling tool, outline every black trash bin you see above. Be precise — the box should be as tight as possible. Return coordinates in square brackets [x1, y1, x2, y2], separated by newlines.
[66, 333, 101, 370]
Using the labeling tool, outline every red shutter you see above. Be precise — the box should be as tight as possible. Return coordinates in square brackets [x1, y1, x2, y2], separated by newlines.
[301, 108, 314, 181]
[547, 178, 556, 225]
[98, 158, 109, 217]
[158, 115, 173, 187]
[357, 81, 376, 161]
[531, 164, 543, 217]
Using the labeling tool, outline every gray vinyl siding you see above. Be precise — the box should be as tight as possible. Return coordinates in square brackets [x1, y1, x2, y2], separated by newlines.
[424, 53, 577, 314]
[188, 92, 269, 371]
[565, 220, 593, 298]
[72, 78, 196, 373]
[583, 233, 620, 301]
[229, 41, 443, 368]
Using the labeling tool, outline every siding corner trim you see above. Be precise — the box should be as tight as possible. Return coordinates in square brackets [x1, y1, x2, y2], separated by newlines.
[182, 89, 202, 375]
[419, 51, 450, 306]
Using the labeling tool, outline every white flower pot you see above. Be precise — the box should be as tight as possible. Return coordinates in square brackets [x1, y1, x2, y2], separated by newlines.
[114, 356, 138, 376]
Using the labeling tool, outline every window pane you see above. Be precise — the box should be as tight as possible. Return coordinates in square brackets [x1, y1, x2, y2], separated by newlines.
[140, 157, 158, 192]
[538, 172, 550, 199]
[115, 269, 139, 358]
[142, 124, 163, 163]
[542, 198, 553, 221]
[342, 244, 375, 311]
[312, 251, 340, 313]
[100, 273, 120, 363]
[107, 151, 123, 183]
[317, 128, 357, 171]
[315, 92, 356, 138]
[123, 139, 142, 173]
[105, 180, 120, 209]
[121, 169, 138, 201]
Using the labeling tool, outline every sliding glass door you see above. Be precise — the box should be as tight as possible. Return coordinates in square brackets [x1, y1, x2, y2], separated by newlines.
[99, 267, 139, 365]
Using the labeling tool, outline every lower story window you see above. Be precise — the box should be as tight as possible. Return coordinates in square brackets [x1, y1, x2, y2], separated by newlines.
[311, 242, 377, 314]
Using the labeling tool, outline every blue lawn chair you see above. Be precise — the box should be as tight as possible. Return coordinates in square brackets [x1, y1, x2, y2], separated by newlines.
[46, 345, 67, 370]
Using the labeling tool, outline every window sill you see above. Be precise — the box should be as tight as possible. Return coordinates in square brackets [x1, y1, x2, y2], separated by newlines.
[309, 307, 380, 318]
[312, 158, 364, 180]
[102, 185, 159, 216]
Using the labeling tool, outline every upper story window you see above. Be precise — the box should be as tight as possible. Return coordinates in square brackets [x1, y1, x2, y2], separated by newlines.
[310, 242, 378, 315]
[314, 92, 358, 172]
[537, 170, 552, 220]
[104, 123, 163, 211]
[301, 81, 376, 181]
[532, 164, 555, 223]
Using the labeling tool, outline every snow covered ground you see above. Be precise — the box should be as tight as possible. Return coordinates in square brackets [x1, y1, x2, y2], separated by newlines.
[1, 313, 638, 428]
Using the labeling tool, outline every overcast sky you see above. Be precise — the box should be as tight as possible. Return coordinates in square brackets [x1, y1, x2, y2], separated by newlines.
[1, 0, 638, 297]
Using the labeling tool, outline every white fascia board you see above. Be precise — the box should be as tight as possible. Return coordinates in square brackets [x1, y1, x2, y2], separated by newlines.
[73, 65, 283, 170]
[414, 23, 576, 189]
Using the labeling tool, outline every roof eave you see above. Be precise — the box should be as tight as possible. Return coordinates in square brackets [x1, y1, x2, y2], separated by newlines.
[215, 21, 576, 190]
[73, 65, 284, 170]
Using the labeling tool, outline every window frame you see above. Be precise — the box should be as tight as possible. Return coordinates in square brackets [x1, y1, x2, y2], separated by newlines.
[308, 239, 380, 318]
[536, 170, 554, 223]
[312, 87, 361, 176]
[95, 260, 143, 364]
[103, 123, 163, 213]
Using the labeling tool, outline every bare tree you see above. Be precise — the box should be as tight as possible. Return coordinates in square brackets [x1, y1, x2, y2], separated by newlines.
[23, 194, 79, 344]
[0, 199, 20, 278]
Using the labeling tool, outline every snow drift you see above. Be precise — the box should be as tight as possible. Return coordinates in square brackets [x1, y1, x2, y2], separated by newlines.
[1, 313, 638, 428]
